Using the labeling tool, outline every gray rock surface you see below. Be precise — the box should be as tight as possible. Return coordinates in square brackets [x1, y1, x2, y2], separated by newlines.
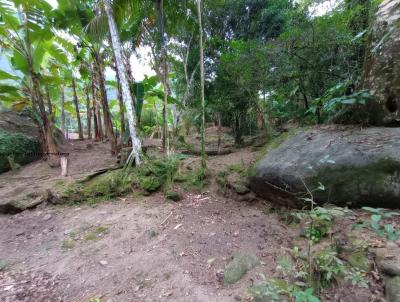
[250, 126, 400, 208]
[363, 0, 400, 125]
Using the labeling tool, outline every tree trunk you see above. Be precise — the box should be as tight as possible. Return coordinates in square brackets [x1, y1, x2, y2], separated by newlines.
[86, 86, 92, 139]
[33, 73, 58, 165]
[61, 88, 66, 137]
[91, 72, 101, 141]
[196, 0, 207, 169]
[72, 77, 84, 140]
[115, 64, 126, 143]
[45, 85, 53, 120]
[156, 0, 169, 153]
[104, 0, 142, 165]
[93, 52, 117, 154]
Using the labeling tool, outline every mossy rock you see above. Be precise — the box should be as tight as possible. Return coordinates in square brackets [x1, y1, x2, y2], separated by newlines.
[224, 254, 259, 285]
[140, 176, 161, 193]
[250, 127, 400, 208]
[165, 190, 182, 202]
[233, 182, 251, 195]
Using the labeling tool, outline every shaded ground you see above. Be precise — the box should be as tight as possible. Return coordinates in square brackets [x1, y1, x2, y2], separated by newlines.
[0, 139, 386, 301]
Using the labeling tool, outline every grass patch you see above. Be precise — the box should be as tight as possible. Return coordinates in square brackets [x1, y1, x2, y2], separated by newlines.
[61, 238, 75, 249]
[59, 156, 180, 204]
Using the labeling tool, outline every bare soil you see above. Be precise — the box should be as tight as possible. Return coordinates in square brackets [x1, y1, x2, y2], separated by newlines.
[0, 139, 385, 302]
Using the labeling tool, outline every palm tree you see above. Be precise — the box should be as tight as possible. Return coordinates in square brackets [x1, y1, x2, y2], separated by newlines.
[0, 0, 59, 164]
[104, 0, 142, 165]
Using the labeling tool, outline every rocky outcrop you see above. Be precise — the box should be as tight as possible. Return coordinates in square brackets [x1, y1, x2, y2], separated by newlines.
[250, 126, 400, 208]
[0, 189, 55, 214]
[363, 0, 400, 125]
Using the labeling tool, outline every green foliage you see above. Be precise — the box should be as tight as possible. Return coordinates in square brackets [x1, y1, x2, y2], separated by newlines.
[360, 207, 400, 241]
[0, 129, 41, 173]
[60, 156, 180, 204]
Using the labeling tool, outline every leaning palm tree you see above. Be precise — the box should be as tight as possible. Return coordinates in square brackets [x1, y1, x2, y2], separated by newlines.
[103, 0, 142, 165]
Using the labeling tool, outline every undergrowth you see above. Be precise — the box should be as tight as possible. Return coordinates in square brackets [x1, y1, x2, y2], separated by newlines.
[59, 155, 181, 204]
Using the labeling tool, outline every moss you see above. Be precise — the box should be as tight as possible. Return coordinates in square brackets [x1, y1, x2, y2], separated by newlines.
[348, 250, 371, 271]
[139, 176, 161, 193]
[59, 156, 180, 203]
[223, 254, 259, 285]
[95, 226, 108, 234]
[233, 182, 250, 195]
[61, 238, 75, 249]
[84, 233, 97, 241]
[165, 190, 182, 201]
[310, 158, 400, 207]
[0, 129, 41, 173]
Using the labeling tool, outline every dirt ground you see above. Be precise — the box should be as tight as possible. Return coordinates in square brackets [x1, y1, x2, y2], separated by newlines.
[0, 140, 385, 302]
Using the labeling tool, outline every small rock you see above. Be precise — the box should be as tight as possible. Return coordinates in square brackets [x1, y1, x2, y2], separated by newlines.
[100, 260, 108, 266]
[387, 242, 398, 249]
[43, 214, 52, 221]
[379, 260, 400, 277]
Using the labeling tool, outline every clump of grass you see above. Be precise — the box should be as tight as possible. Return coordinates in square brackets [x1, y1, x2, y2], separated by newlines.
[61, 238, 75, 249]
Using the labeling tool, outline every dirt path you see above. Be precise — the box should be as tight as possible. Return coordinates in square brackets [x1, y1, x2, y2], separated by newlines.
[0, 141, 384, 301]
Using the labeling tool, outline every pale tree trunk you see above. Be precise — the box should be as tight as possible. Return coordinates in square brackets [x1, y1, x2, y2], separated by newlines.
[104, 0, 142, 165]
[156, 0, 169, 153]
[61, 88, 66, 137]
[114, 63, 126, 142]
[72, 77, 84, 140]
[86, 86, 92, 139]
[94, 53, 117, 154]
[197, 0, 207, 169]
[91, 69, 102, 141]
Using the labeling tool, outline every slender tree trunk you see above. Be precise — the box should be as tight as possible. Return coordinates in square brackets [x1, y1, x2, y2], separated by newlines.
[93, 53, 117, 154]
[61, 88, 66, 137]
[91, 74, 101, 141]
[104, 0, 142, 165]
[156, 0, 169, 153]
[196, 0, 207, 169]
[86, 86, 92, 139]
[115, 64, 126, 142]
[72, 77, 84, 140]
[45, 85, 53, 120]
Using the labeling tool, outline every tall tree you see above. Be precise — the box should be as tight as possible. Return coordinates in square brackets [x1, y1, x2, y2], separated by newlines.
[197, 0, 206, 169]
[72, 77, 84, 140]
[104, 0, 142, 164]
[61, 88, 66, 137]
[155, 0, 169, 153]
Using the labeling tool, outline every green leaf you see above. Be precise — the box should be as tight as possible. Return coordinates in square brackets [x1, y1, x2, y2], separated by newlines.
[0, 70, 20, 81]
[371, 214, 381, 223]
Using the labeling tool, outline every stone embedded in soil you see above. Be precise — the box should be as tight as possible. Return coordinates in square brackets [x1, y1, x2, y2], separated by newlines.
[223, 254, 259, 285]
[379, 260, 400, 277]
[386, 276, 400, 302]
[100, 260, 108, 266]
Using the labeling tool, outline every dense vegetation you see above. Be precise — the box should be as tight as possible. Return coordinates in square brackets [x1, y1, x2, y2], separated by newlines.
[0, 0, 379, 161]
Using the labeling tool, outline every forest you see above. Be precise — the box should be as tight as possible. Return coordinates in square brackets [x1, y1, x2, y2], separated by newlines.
[0, 0, 400, 301]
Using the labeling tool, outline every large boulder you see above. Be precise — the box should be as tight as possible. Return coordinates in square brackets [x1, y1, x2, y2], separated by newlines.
[250, 126, 400, 208]
[363, 0, 400, 125]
